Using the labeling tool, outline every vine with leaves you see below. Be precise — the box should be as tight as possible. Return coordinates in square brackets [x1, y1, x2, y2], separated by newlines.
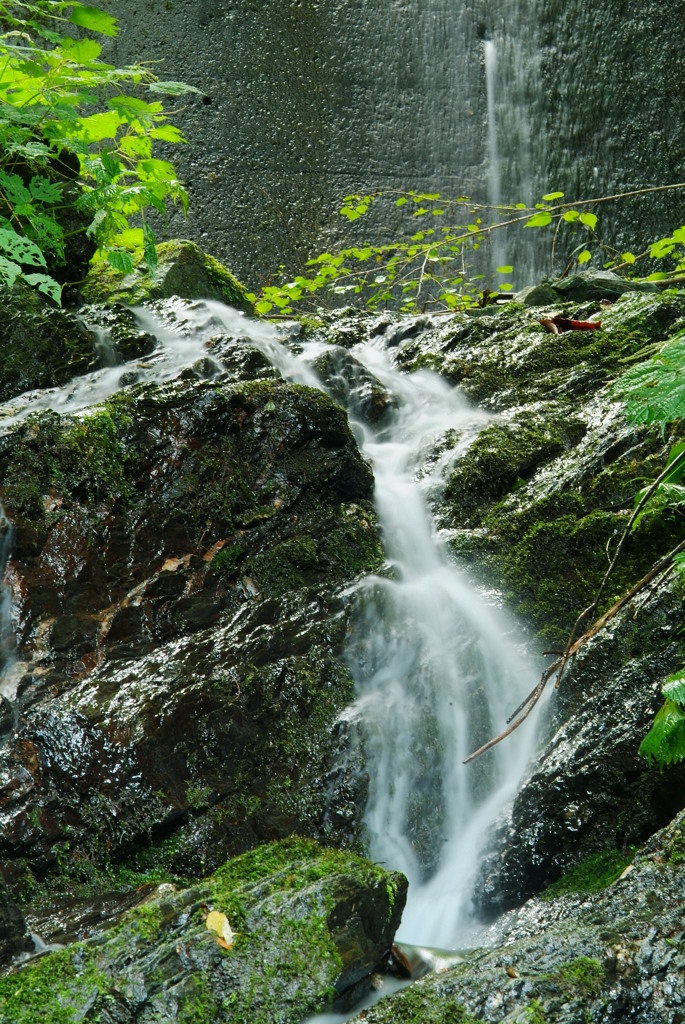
[0, 0, 196, 302]
[252, 183, 685, 316]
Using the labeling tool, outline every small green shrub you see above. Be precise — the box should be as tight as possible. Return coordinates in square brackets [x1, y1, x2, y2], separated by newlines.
[0, 1, 197, 300]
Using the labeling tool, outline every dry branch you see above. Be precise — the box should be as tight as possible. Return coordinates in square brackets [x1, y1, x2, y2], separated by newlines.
[463, 537, 685, 764]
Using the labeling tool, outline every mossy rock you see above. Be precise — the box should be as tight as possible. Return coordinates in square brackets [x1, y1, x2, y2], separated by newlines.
[0, 281, 99, 404]
[81, 239, 255, 312]
[0, 838, 407, 1024]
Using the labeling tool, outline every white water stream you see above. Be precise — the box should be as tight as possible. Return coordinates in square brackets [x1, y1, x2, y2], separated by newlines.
[0, 299, 542, 957]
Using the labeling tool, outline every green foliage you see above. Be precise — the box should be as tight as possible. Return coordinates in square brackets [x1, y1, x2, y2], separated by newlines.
[253, 185, 685, 315]
[0, 0, 197, 301]
[613, 332, 685, 432]
[639, 669, 685, 767]
[611, 328, 685, 768]
[251, 189, 603, 315]
[541, 849, 631, 899]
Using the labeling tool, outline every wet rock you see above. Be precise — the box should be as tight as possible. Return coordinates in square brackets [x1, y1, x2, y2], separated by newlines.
[550, 269, 660, 302]
[0, 368, 383, 890]
[310, 345, 398, 425]
[0, 877, 29, 965]
[475, 582, 685, 913]
[347, 809, 685, 1024]
[0, 282, 99, 405]
[0, 839, 407, 1023]
[517, 270, 660, 306]
[77, 305, 157, 363]
[81, 239, 255, 313]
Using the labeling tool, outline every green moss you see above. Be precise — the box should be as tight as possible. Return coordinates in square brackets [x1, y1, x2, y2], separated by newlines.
[443, 415, 574, 527]
[209, 836, 388, 897]
[525, 999, 548, 1024]
[250, 535, 319, 594]
[211, 543, 245, 572]
[82, 239, 255, 312]
[448, 421, 684, 647]
[0, 945, 109, 1024]
[541, 849, 631, 899]
[359, 984, 481, 1024]
[552, 957, 605, 1001]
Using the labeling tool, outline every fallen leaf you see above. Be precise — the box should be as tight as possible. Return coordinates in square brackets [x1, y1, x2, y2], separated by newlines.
[206, 910, 234, 949]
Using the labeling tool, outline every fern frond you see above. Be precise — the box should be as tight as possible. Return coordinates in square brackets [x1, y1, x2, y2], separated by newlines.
[639, 699, 685, 766]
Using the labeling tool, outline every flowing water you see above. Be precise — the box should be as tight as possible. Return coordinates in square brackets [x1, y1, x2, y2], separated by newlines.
[0, 299, 541, 955]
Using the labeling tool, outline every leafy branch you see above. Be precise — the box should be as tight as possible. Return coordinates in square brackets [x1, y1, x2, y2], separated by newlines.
[252, 183, 685, 316]
[0, 0, 198, 301]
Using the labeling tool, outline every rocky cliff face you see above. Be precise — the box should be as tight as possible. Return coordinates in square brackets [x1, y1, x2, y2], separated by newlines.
[1, 259, 684, 1022]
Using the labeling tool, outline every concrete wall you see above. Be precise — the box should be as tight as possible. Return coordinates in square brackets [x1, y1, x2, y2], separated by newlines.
[99, 0, 685, 290]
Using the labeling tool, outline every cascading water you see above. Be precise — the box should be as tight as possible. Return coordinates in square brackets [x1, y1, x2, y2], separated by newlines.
[143, 302, 542, 949]
[480, 5, 546, 283]
[327, 341, 541, 948]
[0, 298, 542, 957]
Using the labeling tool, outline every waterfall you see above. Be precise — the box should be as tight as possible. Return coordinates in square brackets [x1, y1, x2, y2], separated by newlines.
[0, 299, 542, 952]
[333, 340, 540, 948]
[165, 302, 542, 948]
[479, 6, 546, 284]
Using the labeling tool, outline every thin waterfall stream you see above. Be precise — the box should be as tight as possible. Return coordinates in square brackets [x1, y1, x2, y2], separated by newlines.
[0, 299, 543, 981]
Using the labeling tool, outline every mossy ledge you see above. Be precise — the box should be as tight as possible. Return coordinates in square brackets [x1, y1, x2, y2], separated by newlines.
[0, 838, 407, 1024]
[81, 239, 255, 313]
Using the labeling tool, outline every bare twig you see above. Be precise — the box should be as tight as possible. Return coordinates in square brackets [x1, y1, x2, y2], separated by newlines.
[463, 537, 685, 764]
[554, 447, 685, 688]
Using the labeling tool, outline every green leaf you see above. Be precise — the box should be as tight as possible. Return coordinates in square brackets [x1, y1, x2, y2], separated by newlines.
[524, 211, 552, 228]
[395, 197, 408, 207]
[59, 36, 103, 64]
[149, 124, 186, 143]
[496, 265, 513, 274]
[136, 158, 177, 181]
[542, 191, 564, 201]
[621, 251, 636, 264]
[0, 254, 21, 288]
[73, 109, 121, 142]
[662, 671, 685, 706]
[29, 176, 63, 203]
[106, 250, 135, 273]
[0, 228, 46, 266]
[142, 222, 158, 271]
[563, 210, 581, 223]
[22, 271, 61, 303]
[612, 331, 685, 429]
[0, 170, 31, 207]
[580, 212, 598, 230]
[69, 5, 119, 37]
[639, 699, 685, 766]
[650, 238, 675, 259]
[577, 250, 592, 265]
